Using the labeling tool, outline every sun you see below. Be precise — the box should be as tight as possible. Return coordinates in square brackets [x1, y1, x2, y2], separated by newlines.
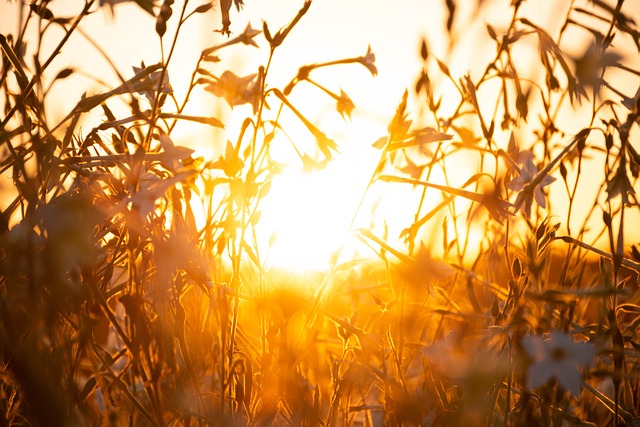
[257, 169, 349, 272]
[255, 124, 382, 272]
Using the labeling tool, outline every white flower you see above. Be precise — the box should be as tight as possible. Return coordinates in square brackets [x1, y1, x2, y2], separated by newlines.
[522, 332, 595, 396]
[507, 158, 555, 218]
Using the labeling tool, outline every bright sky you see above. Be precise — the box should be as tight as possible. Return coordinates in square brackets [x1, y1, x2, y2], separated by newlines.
[1, 0, 639, 272]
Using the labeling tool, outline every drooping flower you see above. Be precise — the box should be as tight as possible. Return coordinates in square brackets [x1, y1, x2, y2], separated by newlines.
[507, 158, 555, 218]
[357, 45, 378, 77]
[336, 88, 355, 119]
[522, 332, 595, 396]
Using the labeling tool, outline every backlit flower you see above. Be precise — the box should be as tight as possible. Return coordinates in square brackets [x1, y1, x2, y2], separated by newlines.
[205, 70, 258, 110]
[238, 22, 261, 48]
[131, 63, 173, 105]
[357, 45, 378, 77]
[336, 88, 355, 119]
[507, 158, 555, 218]
[522, 332, 595, 396]
[158, 133, 194, 172]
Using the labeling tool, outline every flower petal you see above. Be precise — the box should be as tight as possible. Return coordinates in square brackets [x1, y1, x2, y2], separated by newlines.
[534, 188, 547, 209]
[556, 365, 584, 396]
[567, 342, 596, 365]
[526, 361, 553, 390]
[548, 332, 574, 348]
[522, 335, 545, 361]
[507, 175, 525, 191]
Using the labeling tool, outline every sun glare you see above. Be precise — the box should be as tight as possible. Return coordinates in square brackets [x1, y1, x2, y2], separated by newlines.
[255, 120, 383, 272]
[257, 169, 352, 272]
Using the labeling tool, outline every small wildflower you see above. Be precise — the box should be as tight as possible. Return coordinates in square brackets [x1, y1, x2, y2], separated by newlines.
[238, 22, 261, 47]
[507, 158, 556, 218]
[273, 89, 339, 160]
[205, 70, 257, 109]
[522, 332, 595, 396]
[399, 153, 426, 180]
[357, 45, 378, 77]
[210, 140, 244, 178]
[572, 42, 621, 93]
[335, 88, 355, 120]
[219, 0, 232, 35]
[388, 91, 412, 143]
[478, 184, 514, 224]
[131, 63, 173, 105]
[158, 133, 194, 172]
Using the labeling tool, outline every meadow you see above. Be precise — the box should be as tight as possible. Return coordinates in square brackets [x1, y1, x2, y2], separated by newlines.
[1, 0, 640, 425]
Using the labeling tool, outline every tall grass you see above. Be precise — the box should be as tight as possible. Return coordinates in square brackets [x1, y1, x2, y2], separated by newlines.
[1, 0, 639, 425]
